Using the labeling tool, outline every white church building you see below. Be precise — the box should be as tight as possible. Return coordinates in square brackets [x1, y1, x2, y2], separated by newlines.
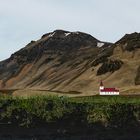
[99, 81, 119, 95]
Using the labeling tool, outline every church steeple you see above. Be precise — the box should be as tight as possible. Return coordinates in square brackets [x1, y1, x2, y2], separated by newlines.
[100, 80, 104, 90]
[100, 80, 103, 86]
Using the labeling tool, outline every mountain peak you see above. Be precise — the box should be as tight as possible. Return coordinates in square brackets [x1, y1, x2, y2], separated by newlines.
[116, 32, 140, 51]
[41, 29, 98, 41]
[117, 32, 140, 43]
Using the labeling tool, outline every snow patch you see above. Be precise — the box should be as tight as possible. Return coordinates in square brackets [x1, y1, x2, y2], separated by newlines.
[65, 33, 71, 36]
[97, 42, 105, 48]
[75, 32, 79, 34]
[48, 32, 55, 37]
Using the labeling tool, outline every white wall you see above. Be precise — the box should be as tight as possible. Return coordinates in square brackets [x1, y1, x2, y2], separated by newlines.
[100, 91, 119, 95]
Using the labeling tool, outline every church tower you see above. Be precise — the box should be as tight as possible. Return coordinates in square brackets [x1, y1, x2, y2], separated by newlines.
[100, 80, 104, 90]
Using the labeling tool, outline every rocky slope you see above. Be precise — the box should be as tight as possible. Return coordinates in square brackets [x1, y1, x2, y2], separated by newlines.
[0, 30, 140, 95]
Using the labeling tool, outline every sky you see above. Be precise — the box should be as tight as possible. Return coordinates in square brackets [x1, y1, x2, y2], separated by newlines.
[0, 0, 140, 61]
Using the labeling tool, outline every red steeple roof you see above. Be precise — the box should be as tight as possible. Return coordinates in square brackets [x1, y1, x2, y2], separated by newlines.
[100, 80, 103, 86]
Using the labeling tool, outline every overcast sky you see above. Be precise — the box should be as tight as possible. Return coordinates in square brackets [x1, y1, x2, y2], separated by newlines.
[0, 0, 140, 61]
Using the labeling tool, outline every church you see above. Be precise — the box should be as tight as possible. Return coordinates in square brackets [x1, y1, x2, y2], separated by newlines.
[99, 81, 119, 95]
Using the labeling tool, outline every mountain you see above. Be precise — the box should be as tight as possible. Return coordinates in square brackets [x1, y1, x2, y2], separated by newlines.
[0, 30, 140, 95]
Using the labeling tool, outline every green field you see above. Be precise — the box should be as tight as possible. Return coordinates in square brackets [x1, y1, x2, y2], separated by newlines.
[72, 95, 140, 103]
[0, 95, 139, 128]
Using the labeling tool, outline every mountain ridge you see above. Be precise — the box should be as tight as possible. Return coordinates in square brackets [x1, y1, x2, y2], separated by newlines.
[0, 30, 140, 95]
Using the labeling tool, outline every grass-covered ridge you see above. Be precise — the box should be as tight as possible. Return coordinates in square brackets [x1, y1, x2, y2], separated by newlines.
[0, 95, 139, 128]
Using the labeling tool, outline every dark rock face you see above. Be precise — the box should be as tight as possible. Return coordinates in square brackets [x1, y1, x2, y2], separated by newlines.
[41, 30, 99, 51]
[135, 66, 140, 85]
[97, 60, 123, 75]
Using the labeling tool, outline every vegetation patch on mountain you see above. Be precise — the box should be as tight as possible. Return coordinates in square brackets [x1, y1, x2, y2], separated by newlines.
[135, 66, 140, 85]
[97, 60, 123, 75]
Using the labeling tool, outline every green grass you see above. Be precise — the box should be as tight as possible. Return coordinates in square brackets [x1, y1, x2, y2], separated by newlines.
[0, 95, 139, 128]
[71, 95, 140, 104]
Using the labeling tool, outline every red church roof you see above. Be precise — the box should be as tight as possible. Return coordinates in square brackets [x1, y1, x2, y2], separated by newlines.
[101, 88, 119, 92]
